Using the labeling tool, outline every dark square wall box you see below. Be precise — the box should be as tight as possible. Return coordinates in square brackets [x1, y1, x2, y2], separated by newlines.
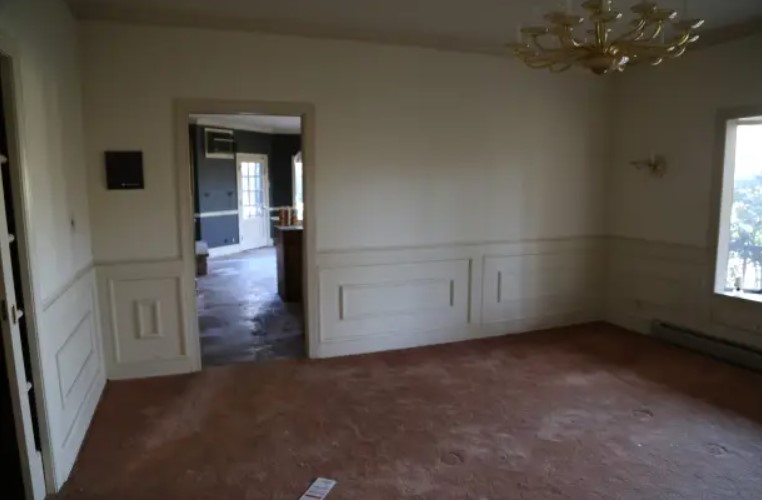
[105, 151, 144, 189]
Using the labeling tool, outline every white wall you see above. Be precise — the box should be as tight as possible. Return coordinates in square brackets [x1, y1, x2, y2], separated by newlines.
[606, 34, 762, 351]
[81, 21, 612, 374]
[608, 34, 762, 247]
[0, 0, 105, 494]
[83, 23, 612, 258]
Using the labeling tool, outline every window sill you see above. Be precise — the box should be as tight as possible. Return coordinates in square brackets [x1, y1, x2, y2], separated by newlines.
[716, 290, 762, 304]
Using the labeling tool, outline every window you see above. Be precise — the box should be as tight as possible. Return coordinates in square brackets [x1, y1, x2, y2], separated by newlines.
[293, 152, 304, 221]
[240, 161, 264, 219]
[715, 115, 762, 300]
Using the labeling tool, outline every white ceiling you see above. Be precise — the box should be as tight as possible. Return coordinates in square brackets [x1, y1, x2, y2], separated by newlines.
[67, 0, 762, 54]
[191, 114, 301, 135]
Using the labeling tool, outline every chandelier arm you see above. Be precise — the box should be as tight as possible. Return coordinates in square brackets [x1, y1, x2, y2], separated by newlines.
[557, 30, 585, 49]
[643, 22, 665, 42]
[593, 19, 608, 49]
[550, 62, 575, 73]
[523, 49, 581, 68]
[528, 34, 565, 54]
[667, 45, 687, 58]
[669, 32, 693, 47]
[617, 29, 692, 57]
[524, 58, 558, 69]
[612, 18, 648, 43]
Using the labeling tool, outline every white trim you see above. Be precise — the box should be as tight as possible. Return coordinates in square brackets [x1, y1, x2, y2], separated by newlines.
[714, 118, 738, 293]
[207, 243, 243, 258]
[236, 152, 271, 250]
[194, 210, 238, 218]
[0, 34, 53, 498]
[194, 115, 300, 135]
[709, 105, 762, 302]
[174, 99, 318, 365]
[313, 236, 604, 358]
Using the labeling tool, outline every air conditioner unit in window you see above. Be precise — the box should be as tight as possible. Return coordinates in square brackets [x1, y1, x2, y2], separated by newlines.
[204, 128, 235, 159]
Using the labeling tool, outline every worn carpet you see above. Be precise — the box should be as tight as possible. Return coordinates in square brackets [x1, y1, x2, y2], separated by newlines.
[58, 324, 762, 499]
[197, 247, 304, 366]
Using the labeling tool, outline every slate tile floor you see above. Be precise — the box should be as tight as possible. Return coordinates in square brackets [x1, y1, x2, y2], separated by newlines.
[197, 247, 304, 366]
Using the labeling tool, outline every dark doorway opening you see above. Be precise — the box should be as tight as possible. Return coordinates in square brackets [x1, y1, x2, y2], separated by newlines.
[189, 114, 306, 366]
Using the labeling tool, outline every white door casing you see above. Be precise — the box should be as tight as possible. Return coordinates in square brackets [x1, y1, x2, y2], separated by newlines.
[0, 153, 46, 500]
[1, 38, 105, 495]
[237, 153, 271, 250]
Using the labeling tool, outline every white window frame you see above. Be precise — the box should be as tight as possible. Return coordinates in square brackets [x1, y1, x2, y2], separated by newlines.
[292, 151, 303, 221]
[711, 106, 762, 303]
[239, 158, 267, 220]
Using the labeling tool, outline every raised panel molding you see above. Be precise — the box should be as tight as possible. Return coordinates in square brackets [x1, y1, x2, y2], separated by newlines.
[97, 259, 198, 380]
[319, 259, 472, 346]
[38, 268, 105, 489]
[315, 237, 605, 358]
[339, 278, 455, 320]
[135, 299, 163, 339]
[605, 236, 762, 352]
[482, 251, 601, 327]
[96, 238, 607, 375]
[109, 277, 183, 363]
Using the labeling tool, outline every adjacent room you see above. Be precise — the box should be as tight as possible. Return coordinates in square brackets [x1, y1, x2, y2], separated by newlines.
[1, 0, 762, 499]
[190, 114, 305, 366]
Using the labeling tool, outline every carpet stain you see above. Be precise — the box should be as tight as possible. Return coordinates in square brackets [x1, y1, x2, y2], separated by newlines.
[706, 443, 729, 456]
[440, 451, 465, 465]
[632, 408, 654, 420]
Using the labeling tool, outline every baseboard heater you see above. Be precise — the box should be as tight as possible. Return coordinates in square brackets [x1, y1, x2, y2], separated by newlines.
[651, 321, 762, 373]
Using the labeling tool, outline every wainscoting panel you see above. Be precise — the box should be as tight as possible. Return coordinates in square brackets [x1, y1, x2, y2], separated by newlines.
[483, 252, 601, 323]
[605, 237, 762, 352]
[97, 259, 198, 379]
[38, 268, 105, 489]
[315, 238, 604, 357]
[319, 259, 471, 346]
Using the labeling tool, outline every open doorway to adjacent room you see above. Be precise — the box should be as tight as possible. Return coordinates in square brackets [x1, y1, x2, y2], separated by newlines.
[189, 114, 305, 366]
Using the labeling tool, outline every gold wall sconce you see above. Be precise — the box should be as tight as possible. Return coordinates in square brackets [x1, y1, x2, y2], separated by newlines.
[630, 154, 666, 177]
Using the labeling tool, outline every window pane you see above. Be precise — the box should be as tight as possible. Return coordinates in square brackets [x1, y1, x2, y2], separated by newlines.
[293, 159, 304, 220]
[724, 123, 762, 293]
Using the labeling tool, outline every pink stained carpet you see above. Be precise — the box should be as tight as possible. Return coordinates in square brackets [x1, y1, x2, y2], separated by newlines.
[56, 324, 762, 499]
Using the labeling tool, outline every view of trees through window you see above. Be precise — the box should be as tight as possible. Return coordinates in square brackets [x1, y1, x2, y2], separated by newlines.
[725, 123, 762, 293]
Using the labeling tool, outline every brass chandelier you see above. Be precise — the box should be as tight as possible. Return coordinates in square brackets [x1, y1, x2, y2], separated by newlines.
[508, 0, 704, 75]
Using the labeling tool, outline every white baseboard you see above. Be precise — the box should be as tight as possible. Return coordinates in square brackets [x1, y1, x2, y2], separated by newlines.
[208, 243, 242, 258]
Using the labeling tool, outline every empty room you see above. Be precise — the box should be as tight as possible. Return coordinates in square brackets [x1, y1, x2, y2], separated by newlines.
[1, 0, 761, 499]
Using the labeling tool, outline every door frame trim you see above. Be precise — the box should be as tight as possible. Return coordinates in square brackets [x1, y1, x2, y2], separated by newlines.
[175, 99, 317, 367]
[0, 31, 54, 497]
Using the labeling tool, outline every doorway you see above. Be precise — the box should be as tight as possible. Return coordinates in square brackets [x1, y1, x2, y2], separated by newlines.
[237, 153, 271, 251]
[0, 51, 46, 499]
[189, 113, 306, 366]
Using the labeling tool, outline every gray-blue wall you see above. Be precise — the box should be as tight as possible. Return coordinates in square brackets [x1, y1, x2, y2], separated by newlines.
[191, 125, 302, 248]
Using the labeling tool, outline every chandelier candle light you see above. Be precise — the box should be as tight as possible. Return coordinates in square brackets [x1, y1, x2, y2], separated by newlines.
[508, 0, 704, 74]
